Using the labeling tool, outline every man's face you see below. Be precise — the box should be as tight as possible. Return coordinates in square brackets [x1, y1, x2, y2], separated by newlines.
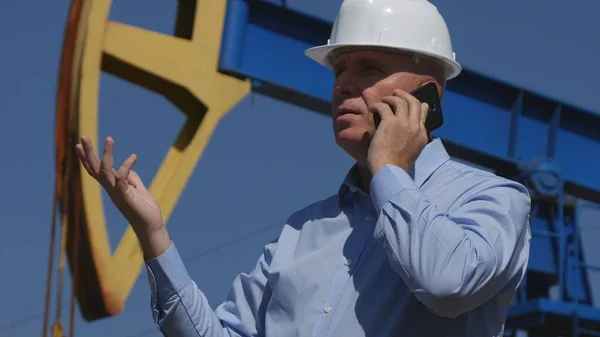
[331, 50, 431, 163]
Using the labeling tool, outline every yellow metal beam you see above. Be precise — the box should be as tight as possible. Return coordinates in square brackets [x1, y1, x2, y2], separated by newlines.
[59, 0, 250, 320]
[103, 22, 194, 86]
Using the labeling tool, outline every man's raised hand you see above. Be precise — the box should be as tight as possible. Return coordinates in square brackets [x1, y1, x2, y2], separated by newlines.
[75, 136, 164, 237]
[367, 88, 429, 175]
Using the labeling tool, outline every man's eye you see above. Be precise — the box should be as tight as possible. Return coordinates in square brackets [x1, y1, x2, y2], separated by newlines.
[362, 65, 381, 73]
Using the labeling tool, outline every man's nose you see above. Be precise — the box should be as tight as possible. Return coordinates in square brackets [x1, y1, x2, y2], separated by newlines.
[334, 73, 360, 98]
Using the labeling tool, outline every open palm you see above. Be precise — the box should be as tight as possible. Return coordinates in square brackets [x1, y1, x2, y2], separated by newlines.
[75, 136, 164, 236]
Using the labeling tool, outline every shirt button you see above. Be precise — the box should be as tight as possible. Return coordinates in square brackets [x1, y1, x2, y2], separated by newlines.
[324, 306, 332, 313]
[364, 215, 372, 221]
[349, 186, 357, 193]
[344, 259, 352, 266]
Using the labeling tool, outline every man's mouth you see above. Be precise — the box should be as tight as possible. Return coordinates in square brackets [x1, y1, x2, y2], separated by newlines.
[338, 108, 361, 116]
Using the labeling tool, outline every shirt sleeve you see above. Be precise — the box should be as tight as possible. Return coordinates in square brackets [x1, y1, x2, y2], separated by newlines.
[145, 239, 277, 336]
[369, 164, 531, 318]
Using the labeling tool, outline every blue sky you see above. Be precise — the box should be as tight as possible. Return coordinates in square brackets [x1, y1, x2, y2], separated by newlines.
[1, 1, 599, 337]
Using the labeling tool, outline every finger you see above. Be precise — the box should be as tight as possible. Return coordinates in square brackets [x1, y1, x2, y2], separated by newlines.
[420, 102, 429, 127]
[112, 165, 146, 190]
[116, 153, 137, 181]
[79, 136, 101, 175]
[381, 96, 408, 118]
[127, 170, 147, 190]
[369, 102, 394, 121]
[112, 170, 132, 200]
[100, 137, 116, 186]
[75, 144, 96, 178]
[393, 89, 421, 125]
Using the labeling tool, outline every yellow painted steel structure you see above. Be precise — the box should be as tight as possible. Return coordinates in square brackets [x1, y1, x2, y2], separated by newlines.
[44, 0, 251, 335]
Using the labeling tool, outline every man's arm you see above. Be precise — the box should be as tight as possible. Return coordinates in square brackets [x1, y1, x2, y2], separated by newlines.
[370, 164, 531, 318]
[145, 239, 277, 336]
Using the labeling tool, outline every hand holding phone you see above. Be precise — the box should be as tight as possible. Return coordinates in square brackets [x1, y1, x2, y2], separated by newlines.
[373, 82, 443, 132]
[367, 83, 441, 174]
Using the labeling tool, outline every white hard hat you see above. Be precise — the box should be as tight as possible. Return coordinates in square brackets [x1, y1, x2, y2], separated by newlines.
[305, 0, 462, 80]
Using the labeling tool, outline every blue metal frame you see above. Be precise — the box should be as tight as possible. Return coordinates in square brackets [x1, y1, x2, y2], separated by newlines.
[218, 1, 600, 335]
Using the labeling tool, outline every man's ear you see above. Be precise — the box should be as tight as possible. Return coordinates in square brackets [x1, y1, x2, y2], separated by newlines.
[417, 80, 444, 100]
[438, 81, 446, 100]
[411, 56, 446, 96]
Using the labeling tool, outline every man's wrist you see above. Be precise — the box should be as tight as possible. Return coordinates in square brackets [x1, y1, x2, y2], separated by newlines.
[369, 159, 411, 176]
[137, 226, 172, 260]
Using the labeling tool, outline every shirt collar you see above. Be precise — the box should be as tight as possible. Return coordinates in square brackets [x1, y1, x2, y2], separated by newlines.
[337, 138, 451, 205]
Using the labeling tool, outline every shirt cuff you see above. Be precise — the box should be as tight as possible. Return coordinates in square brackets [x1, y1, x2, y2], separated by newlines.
[145, 241, 191, 301]
[370, 164, 419, 213]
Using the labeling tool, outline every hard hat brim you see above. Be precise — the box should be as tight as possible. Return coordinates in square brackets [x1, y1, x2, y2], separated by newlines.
[305, 43, 462, 80]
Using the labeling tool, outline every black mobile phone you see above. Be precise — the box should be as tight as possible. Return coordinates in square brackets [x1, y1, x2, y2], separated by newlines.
[373, 82, 443, 132]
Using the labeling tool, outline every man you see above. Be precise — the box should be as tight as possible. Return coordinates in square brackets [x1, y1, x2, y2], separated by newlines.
[76, 0, 531, 336]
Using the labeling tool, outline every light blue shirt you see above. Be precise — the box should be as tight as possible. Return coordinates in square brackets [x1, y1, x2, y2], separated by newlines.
[145, 138, 531, 337]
